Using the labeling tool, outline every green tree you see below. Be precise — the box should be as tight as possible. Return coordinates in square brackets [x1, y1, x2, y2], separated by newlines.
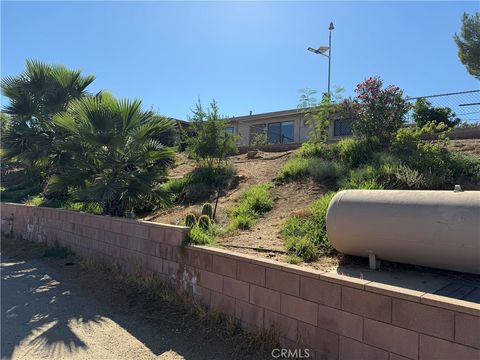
[298, 88, 344, 144]
[412, 98, 460, 128]
[1, 60, 95, 198]
[186, 99, 238, 218]
[350, 77, 410, 147]
[186, 99, 238, 167]
[454, 12, 480, 79]
[49, 94, 175, 216]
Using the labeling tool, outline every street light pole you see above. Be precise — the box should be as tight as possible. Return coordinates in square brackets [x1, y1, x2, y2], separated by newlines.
[307, 22, 334, 96]
[328, 22, 334, 96]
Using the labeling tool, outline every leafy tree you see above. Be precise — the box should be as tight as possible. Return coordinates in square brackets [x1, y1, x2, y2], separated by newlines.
[412, 98, 460, 128]
[186, 99, 238, 167]
[454, 12, 480, 79]
[49, 94, 175, 216]
[1, 60, 95, 198]
[350, 77, 410, 146]
[186, 99, 238, 218]
[298, 88, 344, 144]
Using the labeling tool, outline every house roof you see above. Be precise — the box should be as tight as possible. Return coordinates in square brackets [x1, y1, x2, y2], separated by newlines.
[226, 108, 302, 123]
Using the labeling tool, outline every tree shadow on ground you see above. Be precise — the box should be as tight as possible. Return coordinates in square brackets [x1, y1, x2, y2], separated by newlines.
[1, 245, 266, 360]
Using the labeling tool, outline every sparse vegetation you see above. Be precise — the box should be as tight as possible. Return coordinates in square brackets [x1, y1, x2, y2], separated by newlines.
[163, 165, 238, 204]
[229, 184, 274, 230]
[188, 223, 216, 245]
[279, 157, 344, 184]
[282, 192, 336, 262]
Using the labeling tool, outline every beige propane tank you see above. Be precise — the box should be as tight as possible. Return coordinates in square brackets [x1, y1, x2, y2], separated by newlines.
[326, 189, 480, 274]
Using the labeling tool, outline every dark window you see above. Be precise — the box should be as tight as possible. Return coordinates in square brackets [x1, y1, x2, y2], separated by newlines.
[249, 123, 266, 143]
[268, 121, 294, 144]
[334, 118, 352, 136]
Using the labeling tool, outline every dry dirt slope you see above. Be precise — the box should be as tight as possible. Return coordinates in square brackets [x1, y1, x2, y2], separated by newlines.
[144, 139, 479, 269]
[144, 151, 328, 252]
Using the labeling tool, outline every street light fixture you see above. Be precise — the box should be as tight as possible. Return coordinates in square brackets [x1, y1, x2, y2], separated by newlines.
[308, 22, 334, 95]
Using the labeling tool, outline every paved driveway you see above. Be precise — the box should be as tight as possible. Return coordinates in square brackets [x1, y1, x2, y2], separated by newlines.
[1, 249, 263, 360]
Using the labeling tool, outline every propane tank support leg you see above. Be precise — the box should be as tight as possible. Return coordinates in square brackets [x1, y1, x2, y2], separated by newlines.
[369, 253, 378, 270]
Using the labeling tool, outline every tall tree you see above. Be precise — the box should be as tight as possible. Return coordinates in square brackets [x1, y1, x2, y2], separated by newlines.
[454, 12, 480, 79]
[1, 60, 95, 198]
[412, 98, 460, 128]
[50, 94, 175, 216]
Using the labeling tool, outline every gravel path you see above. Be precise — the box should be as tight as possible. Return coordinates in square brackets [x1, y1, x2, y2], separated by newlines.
[1, 250, 264, 360]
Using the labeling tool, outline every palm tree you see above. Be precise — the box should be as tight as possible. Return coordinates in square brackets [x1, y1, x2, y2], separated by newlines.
[49, 93, 175, 216]
[1, 60, 95, 200]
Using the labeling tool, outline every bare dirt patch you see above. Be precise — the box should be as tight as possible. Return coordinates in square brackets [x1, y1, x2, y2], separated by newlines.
[219, 181, 323, 251]
[447, 139, 480, 155]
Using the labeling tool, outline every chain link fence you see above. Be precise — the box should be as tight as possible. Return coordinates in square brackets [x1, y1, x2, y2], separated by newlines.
[406, 90, 480, 125]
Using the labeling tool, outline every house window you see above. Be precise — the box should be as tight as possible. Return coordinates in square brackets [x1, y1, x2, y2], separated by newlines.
[333, 118, 352, 136]
[249, 124, 266, 144]
[268, 121, 294, 144]
[225, 126, 234, 135]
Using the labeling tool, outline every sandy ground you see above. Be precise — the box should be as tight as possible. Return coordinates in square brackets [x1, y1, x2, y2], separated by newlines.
[1, 247, 264, 360]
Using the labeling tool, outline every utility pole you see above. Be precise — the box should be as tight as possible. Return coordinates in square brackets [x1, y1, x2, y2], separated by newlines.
[307, 21, 335, 96]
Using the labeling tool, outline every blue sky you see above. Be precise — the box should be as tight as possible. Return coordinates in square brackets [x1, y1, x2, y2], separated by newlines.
[1, 1, 479, 120]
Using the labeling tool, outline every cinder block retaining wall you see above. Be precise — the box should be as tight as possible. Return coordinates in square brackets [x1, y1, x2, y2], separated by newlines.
[1, 203, 479, 360]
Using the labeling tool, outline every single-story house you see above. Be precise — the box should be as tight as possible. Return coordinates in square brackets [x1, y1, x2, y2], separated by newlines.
[224, 108, 353, 146]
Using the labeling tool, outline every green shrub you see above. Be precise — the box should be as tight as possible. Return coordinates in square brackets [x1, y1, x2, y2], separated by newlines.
[184, 182, 213, 203]
[229, 184, 273, 230]
[279, 158, 310, 181]
[162, 178, 188, 203]
[163, 165, 238, 204]
[279, 158, 344, 184]
[231, 213, 255, 230]
[308, 159, 345, 182]
[341, 165, 381, 189]
[298, 142, 338, 160]
[24, 195, 44, 206]
[284, 236, 319, 262]
[281, 192, 336, 262]
[250, 133, 268, 147]
[188, 223, 215, 245]
[447, 152, 480, 185]
[334, 138, 377, 168]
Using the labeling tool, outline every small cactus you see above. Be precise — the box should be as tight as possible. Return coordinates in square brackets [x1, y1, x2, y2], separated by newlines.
[201, 203, 213, 219]
[185, 213, 197, 228]
[198, 214, 211, 230]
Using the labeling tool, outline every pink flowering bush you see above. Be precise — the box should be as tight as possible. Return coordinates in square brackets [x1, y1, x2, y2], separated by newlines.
[350, 77, 411, 146]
